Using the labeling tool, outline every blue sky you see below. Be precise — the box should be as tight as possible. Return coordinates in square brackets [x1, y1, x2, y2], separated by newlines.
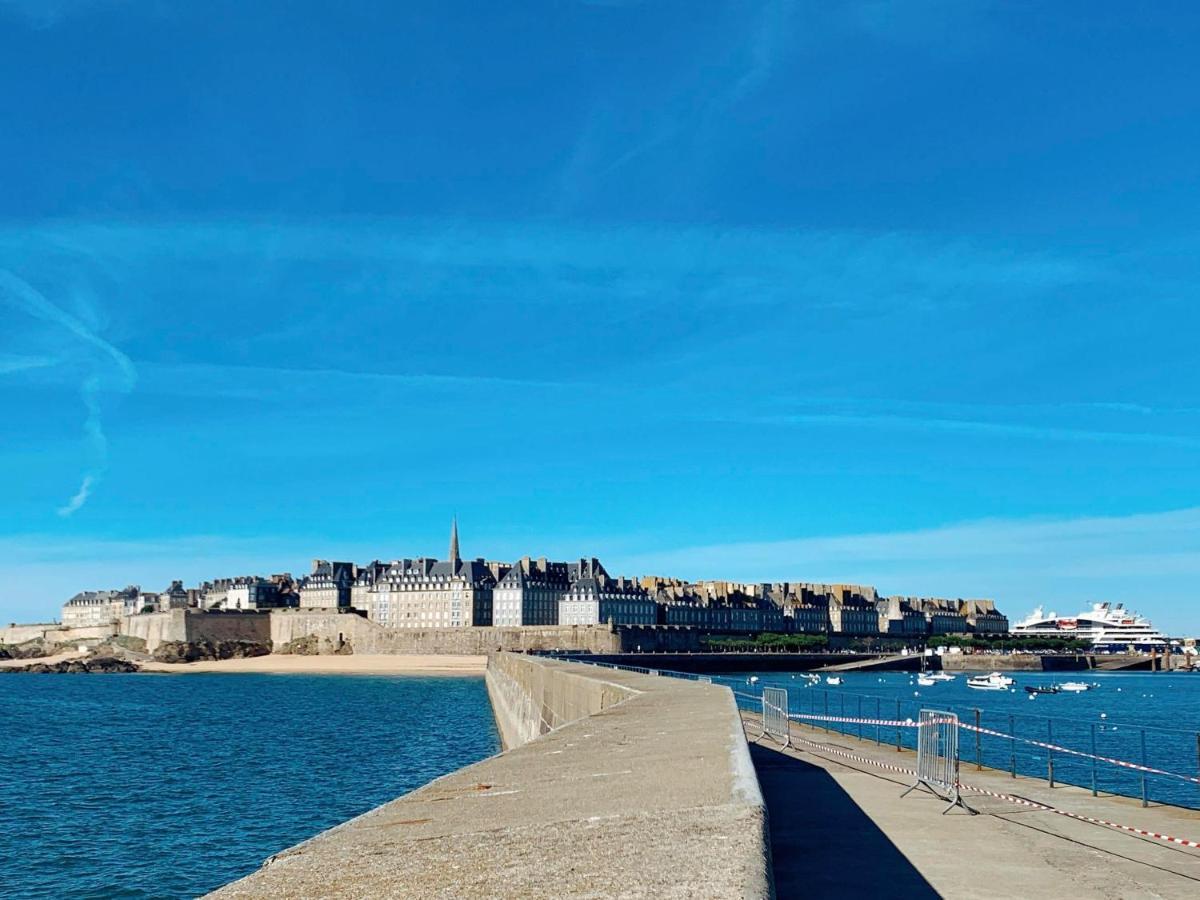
[2, 1, 1199, 631]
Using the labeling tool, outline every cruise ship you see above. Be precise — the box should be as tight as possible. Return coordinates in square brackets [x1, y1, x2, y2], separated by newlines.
[1011, 602, 1169, 650]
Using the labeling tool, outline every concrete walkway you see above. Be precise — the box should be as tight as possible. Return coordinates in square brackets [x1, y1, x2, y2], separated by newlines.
[745, 715, 1200, 899]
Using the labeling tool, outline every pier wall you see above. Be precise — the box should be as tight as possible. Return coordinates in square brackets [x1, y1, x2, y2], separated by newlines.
[208, 654, 773, 899]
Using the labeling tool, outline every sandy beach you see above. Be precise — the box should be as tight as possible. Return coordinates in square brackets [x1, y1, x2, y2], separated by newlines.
[138, 654, 487, 675]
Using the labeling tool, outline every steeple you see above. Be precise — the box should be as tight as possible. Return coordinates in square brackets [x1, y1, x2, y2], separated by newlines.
[448, 516, 461, 573]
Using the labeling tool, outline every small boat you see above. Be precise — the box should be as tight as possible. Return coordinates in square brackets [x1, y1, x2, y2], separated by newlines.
[985, 672, 1015, 687]
[1059, 681, 1091, 693]
[748, 676, 760, 684]
[825, 676, 843, 686]
[928, 672, 955, 682]
[1024, 685, 1060, 695]
[917, 675, 936, 686]
[967, 675, 1007, 691]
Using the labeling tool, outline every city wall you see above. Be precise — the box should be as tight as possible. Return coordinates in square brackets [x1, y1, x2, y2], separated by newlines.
[1, 622, 116, 646]
[119, 610, 272, 652]
[267, 610, 674, 655]
[105, 609, 702, 655]
[208, 654, 772, 899]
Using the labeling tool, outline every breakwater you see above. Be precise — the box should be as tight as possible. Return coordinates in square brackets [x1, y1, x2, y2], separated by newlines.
[209, 653, 773, 898]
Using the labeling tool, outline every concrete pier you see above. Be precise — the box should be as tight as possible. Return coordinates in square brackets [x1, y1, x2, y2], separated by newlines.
[746, 713, 1200, 898]
[207, 654, 772, 898]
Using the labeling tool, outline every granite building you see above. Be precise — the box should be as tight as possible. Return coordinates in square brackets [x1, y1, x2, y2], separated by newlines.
[493, 556, 571, 626]
[365, 520, 496, 628]
[559, 559, 656, 626]
[300, 560, 358, 609]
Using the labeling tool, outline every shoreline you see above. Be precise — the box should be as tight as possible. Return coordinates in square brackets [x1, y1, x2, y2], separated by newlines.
[138, 653, 487, 675]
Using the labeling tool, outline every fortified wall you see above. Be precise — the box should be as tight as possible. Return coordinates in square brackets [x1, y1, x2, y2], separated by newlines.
[119, 610, 272, 652]
[208, 653, 772, 898]
[0, 622, 116, 646]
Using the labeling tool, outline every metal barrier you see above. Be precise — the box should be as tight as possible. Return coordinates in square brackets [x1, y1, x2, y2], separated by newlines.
[902, 709, 975, 814]
[760, 687, 791, 748]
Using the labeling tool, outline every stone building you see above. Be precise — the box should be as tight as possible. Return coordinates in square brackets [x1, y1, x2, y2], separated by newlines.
[351, 560, 388, 615]
[225, 575, 297, 610]
[157, 580, 190, 611]
[61, 586, 140, 627]
[365, 520, 496, 628]
[300, 560, 358, 609]
[877, 596, 929, 636]
[559, 560, 656, 626]
[493, 556, 571, 626]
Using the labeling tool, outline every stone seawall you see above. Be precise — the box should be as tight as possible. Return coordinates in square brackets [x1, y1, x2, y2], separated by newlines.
[268, 609, 626, 655]
[208, 654, 773, 899]
[120, 610, 272, 652]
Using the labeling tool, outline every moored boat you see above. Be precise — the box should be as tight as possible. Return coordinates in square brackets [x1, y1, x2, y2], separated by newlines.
[1024, 685, 1060, 695]
[1059, 681, 1091, 692]
[967, 674, 1010, 691]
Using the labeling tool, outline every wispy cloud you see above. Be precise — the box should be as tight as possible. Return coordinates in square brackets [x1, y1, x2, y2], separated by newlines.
[0, 269, 136, 515]
[733, 411, 1200, 450]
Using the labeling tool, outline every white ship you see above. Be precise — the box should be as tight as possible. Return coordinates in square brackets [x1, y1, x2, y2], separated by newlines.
[1012, 602, 1168, 650]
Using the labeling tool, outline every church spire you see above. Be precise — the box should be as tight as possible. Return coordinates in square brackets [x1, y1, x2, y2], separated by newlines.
[448, 516, 460, 572]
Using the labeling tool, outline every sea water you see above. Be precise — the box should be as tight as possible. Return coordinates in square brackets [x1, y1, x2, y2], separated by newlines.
[0, 673, 499, 899]
[717, 670, 1200, 809]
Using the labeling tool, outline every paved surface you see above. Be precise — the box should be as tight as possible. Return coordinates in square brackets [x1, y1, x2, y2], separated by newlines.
[207, 659, 771, 899]
[746, 715, 1200, 899]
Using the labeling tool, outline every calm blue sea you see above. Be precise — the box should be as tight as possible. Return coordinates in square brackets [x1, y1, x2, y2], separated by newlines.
[717, 671, 1200, 809]
[0, 673, 499, 899]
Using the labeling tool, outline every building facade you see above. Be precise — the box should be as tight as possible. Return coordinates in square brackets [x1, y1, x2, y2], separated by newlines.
[299, 560, 357, 609]
[559, 560, 656, 626]
[364, 521, 496, 628]
[493, 556, 570, 626]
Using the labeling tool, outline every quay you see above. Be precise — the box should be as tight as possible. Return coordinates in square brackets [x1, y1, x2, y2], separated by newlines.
[208, 654, 1200, 898]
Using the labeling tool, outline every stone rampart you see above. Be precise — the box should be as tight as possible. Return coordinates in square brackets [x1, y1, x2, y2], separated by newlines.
[208, 654, 773, 899]
[119, 610, 271, 652]
[268, 609, 625, 654]
[1, 622, 117, 646]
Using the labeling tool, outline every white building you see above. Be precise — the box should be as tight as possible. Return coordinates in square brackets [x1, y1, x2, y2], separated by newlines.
[61, 586, 140, 627]
[365, 521, 496, 628]
[492, 556, 570, 626]
[558, 560, 656, 626]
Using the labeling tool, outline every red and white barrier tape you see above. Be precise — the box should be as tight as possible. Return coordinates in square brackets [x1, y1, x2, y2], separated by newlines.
[958, 721, 1200, 785]
[738, 691, 1200, 787]
[773, 729, 1200, 851]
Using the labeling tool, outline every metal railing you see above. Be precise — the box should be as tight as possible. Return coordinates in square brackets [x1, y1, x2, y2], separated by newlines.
[735, 682, 1200, 810]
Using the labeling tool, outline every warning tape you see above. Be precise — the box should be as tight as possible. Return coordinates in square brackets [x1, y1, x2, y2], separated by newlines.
[958, 721, 1200, 785]
[770, 728, 1200, 851]
[736, 691, 1200, 787]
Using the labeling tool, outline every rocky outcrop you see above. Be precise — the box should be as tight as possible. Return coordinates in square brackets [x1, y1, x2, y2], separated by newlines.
[151, 640, 272, 663]
[0, 640, 58, 660]
[277, 634, 320, 655]
[1, 656, 139, 674]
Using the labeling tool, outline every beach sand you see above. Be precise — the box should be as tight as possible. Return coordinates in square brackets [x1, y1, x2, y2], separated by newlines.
[138, 654, 487, 675]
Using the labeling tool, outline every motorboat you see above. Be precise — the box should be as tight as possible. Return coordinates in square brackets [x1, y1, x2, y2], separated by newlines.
[1024, 685, 1060, 695]
[917, 675, 936, 686]
[985, 672, 1015, 687]
[1059, 681, 1091, 693]
[825, 676, 843, 686]
[967, 675, 1008, 691]
[928, 672, 955, 682]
